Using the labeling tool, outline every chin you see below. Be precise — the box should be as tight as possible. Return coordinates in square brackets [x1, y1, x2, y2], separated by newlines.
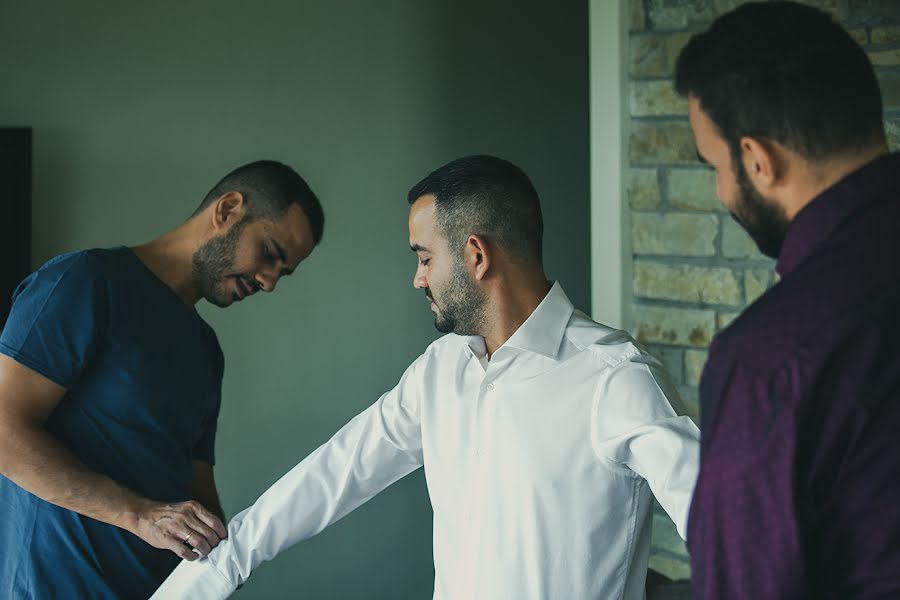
[206, 294, 234, 308]
[434, 319, 455, 335]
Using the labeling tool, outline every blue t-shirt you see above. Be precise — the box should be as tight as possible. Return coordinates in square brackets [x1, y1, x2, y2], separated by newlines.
[0, 247, 224, 599]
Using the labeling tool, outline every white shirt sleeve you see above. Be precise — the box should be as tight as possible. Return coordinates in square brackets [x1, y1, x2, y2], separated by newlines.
[151, 355, 427, 599]
[590, 350, 700, 540]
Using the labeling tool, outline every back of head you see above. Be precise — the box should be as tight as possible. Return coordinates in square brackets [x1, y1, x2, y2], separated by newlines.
[196, 160, 325, 244]
[675, 1, 885, 163]
[407, 155, 544, 265]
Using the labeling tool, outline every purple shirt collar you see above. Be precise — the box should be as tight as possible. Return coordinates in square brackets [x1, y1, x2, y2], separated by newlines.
[776, 152, 900, 278]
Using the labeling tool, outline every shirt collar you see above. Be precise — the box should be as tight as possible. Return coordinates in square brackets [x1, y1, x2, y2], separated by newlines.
[463, 281, 574, 361]
[776, 152, 900, 277]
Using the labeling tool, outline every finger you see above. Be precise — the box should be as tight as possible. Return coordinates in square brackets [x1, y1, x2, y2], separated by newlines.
[187, 534, 213, 557]
[167, 536, 199, 561]
[191, 503, 227, 539]
[173, 525, 196, 545]
[185, 515, 221, 550]
[175, 526, 206, 555]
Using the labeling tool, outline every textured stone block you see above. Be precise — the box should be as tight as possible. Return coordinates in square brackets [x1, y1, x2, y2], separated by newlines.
[634, 304, 716, 347]
[848, 26, 869, 46]
[649, 554, 692, 582]
[630, 80, 688, 117]
[712, 0, 748, 13]
[850, 0, 900, 21]
[652, 510, 689, 556]
[676, 384, 700, 420]
[869, 49, 900, 66]
[647, 0, 716, 30]
[871, 24, 900, 44]
[666, 168, 723, 212]
[878, 75, 900, 113]
[630, 121, 697, 165]
[744, 268, 772, 303]
[721, 218, 764, 259]
[793, 0, 850, 19]
[634, 261, 741, 305]
[628, 168, 662, 210]
[717, 310, 740, 331]
[630, 0, 647, 32]
[629, 33, 693, 78]
[645, 343, 685, 384]
[633, 212, 719, 256]
[886, 118, 900, 152]
[650, 511, 691, 580]
[684, 349, 709, 386]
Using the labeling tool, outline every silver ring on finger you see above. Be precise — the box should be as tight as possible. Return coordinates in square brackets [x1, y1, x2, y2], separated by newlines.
[184, 532, 194, 544]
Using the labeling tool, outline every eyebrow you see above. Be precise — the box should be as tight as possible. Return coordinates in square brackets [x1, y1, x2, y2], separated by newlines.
[410, 243, 430, 253]
[272, 239, 294, 276]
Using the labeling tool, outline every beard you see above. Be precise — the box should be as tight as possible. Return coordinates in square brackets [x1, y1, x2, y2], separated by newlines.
[428, 258, 487, 335]
[731, 158, 790, 259]
[192, 218, 248, 307]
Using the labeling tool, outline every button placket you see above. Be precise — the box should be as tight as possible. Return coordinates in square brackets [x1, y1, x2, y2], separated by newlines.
[463, 372, 498, 594]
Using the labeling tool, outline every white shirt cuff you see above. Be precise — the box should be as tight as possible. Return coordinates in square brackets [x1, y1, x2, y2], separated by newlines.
[150, 555, 235, 599]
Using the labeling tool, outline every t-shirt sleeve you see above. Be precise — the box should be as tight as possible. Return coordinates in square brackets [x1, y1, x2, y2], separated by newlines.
[0, 252, 109, 389]
[192, 343, 224, 464]
[192, 391, 221, 464]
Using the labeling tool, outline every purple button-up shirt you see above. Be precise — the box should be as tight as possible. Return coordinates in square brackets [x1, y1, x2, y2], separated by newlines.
[688, 153, 900, 599]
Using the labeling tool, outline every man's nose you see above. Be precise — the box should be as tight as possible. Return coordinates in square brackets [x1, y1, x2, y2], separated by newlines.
[413, 265, 427, 289]
[255, 271, 280, 293]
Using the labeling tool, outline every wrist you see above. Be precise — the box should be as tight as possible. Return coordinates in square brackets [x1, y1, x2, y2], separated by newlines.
[116, 493, 152, 534]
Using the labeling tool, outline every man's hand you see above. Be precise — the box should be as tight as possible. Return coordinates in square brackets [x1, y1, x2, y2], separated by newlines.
[130, 499, 228, 561]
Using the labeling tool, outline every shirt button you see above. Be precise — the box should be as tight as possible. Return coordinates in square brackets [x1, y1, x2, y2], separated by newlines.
[486, 383, 495, 391]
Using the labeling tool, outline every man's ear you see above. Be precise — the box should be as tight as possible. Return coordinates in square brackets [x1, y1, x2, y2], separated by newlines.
[211, 191, 246, 232]
[739, 135, 783, 194]
[464, 234, 492, 281]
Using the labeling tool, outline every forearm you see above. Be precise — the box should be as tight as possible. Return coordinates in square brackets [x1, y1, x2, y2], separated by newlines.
[153, 396, 424, 598]
[0, 357, 225, 561]
[215, 407, 422, 578]
[0, 419, 147, 533]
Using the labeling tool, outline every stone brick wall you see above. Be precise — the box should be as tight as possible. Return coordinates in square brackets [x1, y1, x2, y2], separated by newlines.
[626, 0, 900, 580]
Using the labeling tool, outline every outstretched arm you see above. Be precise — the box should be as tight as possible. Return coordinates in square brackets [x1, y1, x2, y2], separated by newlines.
[152, 355, 427, 598]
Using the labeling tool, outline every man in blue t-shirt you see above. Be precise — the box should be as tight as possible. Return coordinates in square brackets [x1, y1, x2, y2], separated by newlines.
[0, 160, 325, 599]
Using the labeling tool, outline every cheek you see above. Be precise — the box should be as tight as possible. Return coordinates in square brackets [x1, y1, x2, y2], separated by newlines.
[428, 270, 446, 293]
[228, 246, 257, 274]
[715, 169, 740, 210]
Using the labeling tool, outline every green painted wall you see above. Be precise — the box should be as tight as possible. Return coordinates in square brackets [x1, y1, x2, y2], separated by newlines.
[1, 1, 589, 597]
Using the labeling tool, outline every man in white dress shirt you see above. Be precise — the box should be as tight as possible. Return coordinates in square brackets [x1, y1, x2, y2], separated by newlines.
[153, 155, 700, 599]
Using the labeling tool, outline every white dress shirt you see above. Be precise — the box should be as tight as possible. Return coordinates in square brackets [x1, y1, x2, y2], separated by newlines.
[152, 283, 699, 599]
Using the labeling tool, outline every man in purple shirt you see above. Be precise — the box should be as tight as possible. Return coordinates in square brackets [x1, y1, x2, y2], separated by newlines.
[673, 2, 900, 598]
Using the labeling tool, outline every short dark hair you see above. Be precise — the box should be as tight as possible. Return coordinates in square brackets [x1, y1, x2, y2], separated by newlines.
[407, 155, 544, 263]
[196, 160, 325, 245]
[675, 1, 885, 163]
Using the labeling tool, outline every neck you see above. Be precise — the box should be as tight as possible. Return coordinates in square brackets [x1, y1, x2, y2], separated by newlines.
[481, 269, 552, 357]
[131, 218, 205, 308]
[782, 143, 889, 220]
